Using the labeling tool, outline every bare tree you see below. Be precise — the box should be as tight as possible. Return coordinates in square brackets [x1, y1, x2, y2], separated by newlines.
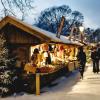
[35, 5, 84, 35]
[0, 0, 34, 20]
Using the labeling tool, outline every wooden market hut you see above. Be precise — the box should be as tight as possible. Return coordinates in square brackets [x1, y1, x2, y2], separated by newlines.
[0, 16, 84, 94]
[0, 16, 83, 66]
[0, 16, 53, 65]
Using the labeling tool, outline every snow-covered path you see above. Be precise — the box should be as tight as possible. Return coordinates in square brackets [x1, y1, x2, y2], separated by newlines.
[1, 64, 100, 100]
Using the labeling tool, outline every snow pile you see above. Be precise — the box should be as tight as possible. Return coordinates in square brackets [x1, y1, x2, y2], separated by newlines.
[1, 70, 80, 100]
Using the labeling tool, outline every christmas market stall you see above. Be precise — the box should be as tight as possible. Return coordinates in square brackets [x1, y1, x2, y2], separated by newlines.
[0, 16, 83, 96]
[24, 31, 83, 94]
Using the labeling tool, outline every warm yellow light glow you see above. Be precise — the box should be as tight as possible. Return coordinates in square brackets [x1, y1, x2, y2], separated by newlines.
[79, 26, 84, 32]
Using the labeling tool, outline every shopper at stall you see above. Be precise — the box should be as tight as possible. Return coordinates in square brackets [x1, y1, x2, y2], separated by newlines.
[24, 48, 39, 74]
[31, 48, 39, 65]
[91, 46, 99, 73]
[77, 46, 86, 79]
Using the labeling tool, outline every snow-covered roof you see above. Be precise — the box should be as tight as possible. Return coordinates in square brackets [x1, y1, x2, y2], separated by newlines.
[32, 25, 72, 44]
[0, 16, 83, 46]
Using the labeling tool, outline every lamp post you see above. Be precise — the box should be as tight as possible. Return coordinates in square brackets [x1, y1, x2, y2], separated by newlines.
[79, 26, 84, 42]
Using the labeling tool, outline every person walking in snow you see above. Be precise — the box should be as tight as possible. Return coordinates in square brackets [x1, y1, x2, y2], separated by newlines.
[97, 44, 100, 69]
[91, 46, 99, 73]
[77, 46, 86, 79]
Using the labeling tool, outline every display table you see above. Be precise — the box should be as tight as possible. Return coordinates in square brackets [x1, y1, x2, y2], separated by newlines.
[23, 60, 79, 94]
[23, 63, 69, 94]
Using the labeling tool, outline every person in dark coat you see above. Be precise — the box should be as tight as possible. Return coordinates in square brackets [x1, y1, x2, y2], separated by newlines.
[97, 44, 100, 67]
[77, 46, 86, 79]
[91, 47, 99, 73]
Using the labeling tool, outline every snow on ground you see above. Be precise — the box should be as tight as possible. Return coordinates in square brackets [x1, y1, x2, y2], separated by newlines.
[1, 63, 100, 100]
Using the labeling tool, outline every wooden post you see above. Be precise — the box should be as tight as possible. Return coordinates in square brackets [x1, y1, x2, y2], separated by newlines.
[36, 73, 40, 95]
[74, 47, 76, 69]
[56, 16, 65, 38]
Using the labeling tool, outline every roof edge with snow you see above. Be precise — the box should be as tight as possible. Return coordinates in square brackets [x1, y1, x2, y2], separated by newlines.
[0, 16, 83, 46]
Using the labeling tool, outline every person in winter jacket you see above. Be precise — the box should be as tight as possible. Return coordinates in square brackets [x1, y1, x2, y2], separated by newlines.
[91, 47, 99, 73]
[77, 46, 86, 79]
